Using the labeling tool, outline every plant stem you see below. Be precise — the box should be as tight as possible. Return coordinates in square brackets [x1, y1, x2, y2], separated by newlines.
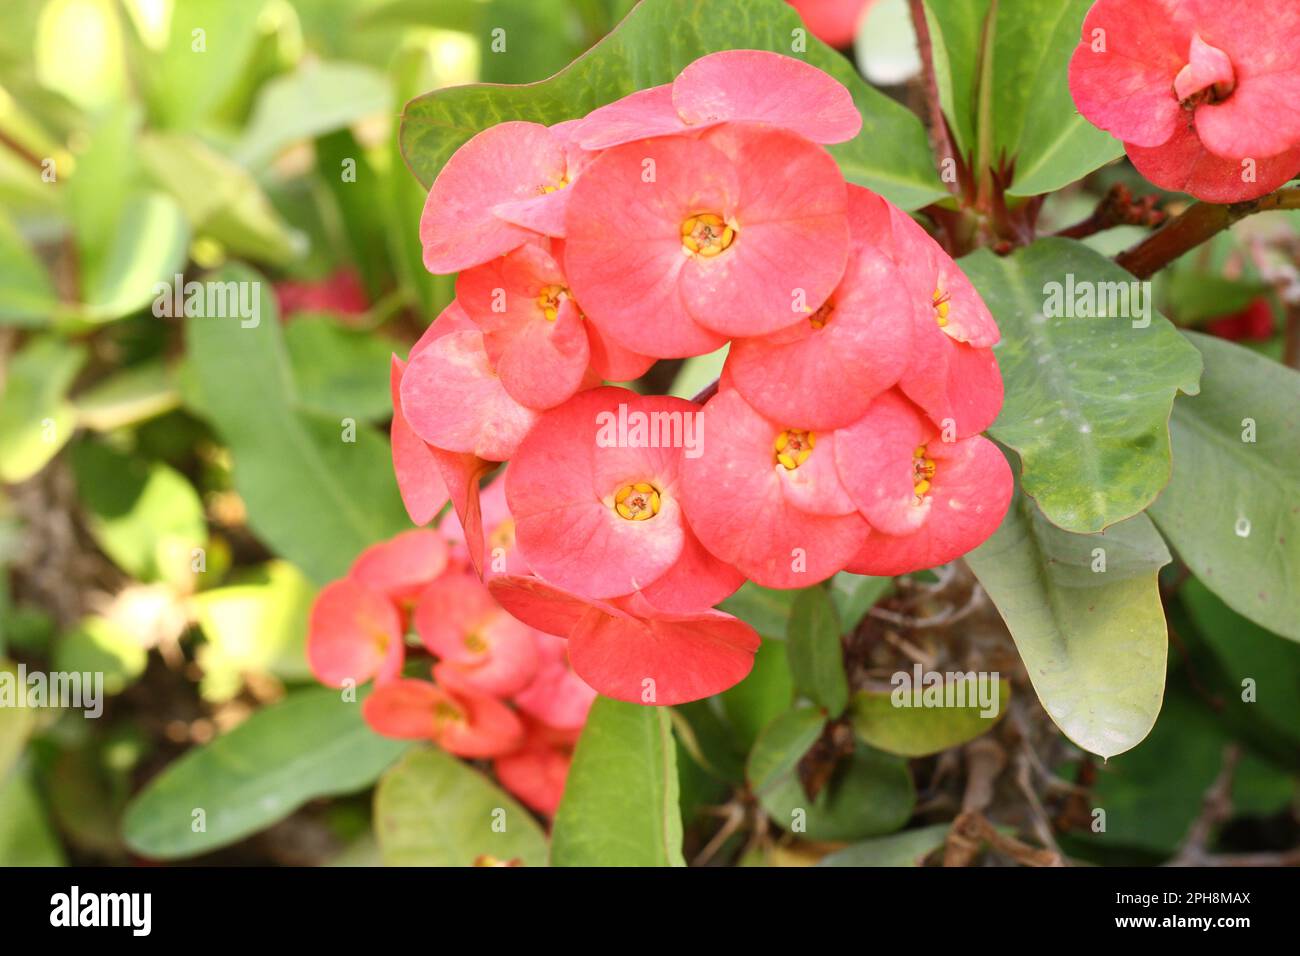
[909, 0, 960, 196]
[1115, 187, 1300, 279]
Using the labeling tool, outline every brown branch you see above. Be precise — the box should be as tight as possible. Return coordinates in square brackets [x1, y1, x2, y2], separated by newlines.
[1053, 184, 1166, 240]
[1116, 187, 1300, 279]
[1166, 744, 1240, 867]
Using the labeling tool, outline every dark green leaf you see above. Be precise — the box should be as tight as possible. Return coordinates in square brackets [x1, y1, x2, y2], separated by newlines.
[964, 239, 1202, 532]
[122, 687, 409, 859]
[787, 586, 848, 715]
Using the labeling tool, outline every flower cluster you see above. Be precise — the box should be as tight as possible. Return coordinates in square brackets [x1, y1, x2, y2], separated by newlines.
[397, 51, 1012, 707]
[1069, 0, 1300, 202]
[306, 513, 596, 816]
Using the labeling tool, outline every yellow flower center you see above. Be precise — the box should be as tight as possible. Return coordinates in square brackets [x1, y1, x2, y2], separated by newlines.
[537, 284, 569, 322]
[540, 176, 570, 195]
[614, 482, 661, 521]
[433, 699, 464, 727]
[932, 287, 950, 328]
[463, 632, 488, 654]
[775, 429, 816, 470]
[681, 213, 736, 257]
[912, 445, 937, 499]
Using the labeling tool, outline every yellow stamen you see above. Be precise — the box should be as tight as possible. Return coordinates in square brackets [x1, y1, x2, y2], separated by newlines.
[681, 213, 736, 257]
[912, 445, 937, 500]
[774, 429, 815, 470]
[932, 287, 951, 328]
[464, 632, 488, 654]
[614, 482, 662, 521]
[537, 284, 568, 322]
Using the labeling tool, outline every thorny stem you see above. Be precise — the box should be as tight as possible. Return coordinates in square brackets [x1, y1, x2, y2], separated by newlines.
[1052, 183, 1166, 240]
[1116, 187, 1300, 279]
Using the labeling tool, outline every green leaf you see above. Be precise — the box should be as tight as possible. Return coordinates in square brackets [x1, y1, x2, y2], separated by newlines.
[374, 747, 548, 866]
[0, 210, 57, 326]
[74, 361, 181, 432]
[135, 0, 264, 129]
[1148, 333, 1300, 642]
[284, 316, 395, 422]
[749, 709, 915, 841]
[185, 264, 410, 584]
[786, 586, 848, 715]
[238, 60, 391, 167]
[192, 560, 316, 701]
[850, 678, 1008, 757]
[747, 704, 826, 798]
[966, 486, 1171, 758]
[1076, 681, 1295, 858]
[53, 616, 148, 696]
[924, 0, 1122, 195]
[0, 336, 86, 483]
[0, 765, 65, 866]
[0, 660, 39, 781]
[963, 239, 1202, 533]
[718, 580, 801, 638]
[819, 822, 951, 867]
[122, 687, 409, 859]
[668, 345, 728, 398]
[828, 571, 891, 634]
[719, 639, 794, 751]
[75, 191, 190, 324]
[1181, 579, 1300, 748]
[70, 440, 206, 584]
[551, 697, 685, 866]
[138, 132, 306, 267]
[400, 0, 945, 210]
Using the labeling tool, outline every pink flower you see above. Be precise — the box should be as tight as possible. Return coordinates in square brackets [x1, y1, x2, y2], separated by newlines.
[274, 269, 369, 320]
[835, 390, 1012, 575]
[572, 50, 861, 150]
[786, 0, 874, 49]
[494, 715, 581, 817]
[505, 387, 742, 608]
[399, 323, 539, 461]
[412, 571, 540, 697]
[438, 475, 529, 579]
[306, 577, 404, 688]
[678, 385, 869, 588]
[489, 575, 760, 706]
[348, 529, 448, 607]
[1069, 0, 1300, 202]
[419, 121, 591, 275]
[512, 631, 596, 730]
[563, 123, 850, 358]
[884, 202, 1002, 439]
[362, 667, 524, 758]
[725, 185, 914, 430]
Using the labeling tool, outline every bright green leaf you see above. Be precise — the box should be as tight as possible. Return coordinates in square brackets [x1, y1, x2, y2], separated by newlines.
[285, 316, 395, 422]
[819, 822, 951, 867]
[53, 616, 147, 696]
[70, 440, 206, 584]
[0, 336, 86, 483]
